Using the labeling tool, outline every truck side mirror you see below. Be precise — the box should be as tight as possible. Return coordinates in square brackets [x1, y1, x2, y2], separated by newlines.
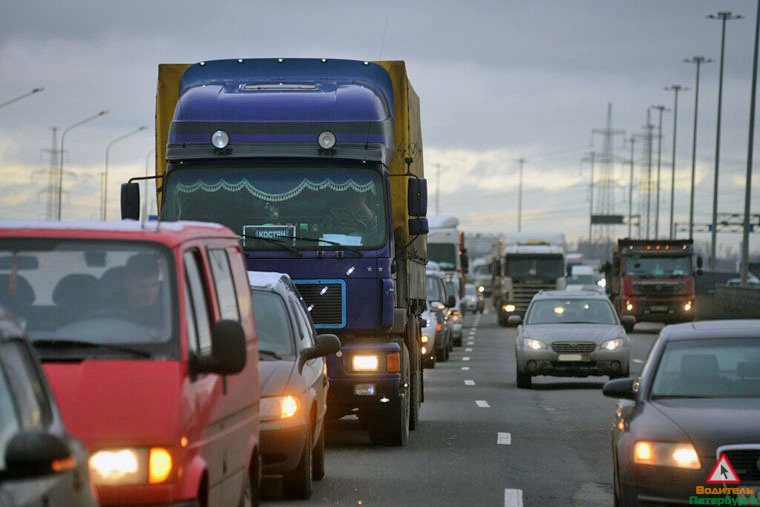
[120, 182, 140, 220]
[409, 218, 429, 235]
[697, 255, 704, 269]
[4, 431, 73, 478]
[407, 178, 428, 217]
[508, 315, 522, 326]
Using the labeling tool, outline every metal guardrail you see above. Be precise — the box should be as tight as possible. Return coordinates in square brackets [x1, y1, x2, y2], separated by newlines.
[714, 286, 760, 318]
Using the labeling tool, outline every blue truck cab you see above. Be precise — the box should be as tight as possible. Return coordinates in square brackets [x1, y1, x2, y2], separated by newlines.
[122, 59, 428, 445]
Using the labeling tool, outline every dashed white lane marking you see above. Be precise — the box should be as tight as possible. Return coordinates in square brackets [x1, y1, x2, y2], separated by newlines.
[633, 359, 643, 364]
[504, 488, 524, 507]
[475, 400, 490, 408]
[465, 347, 473, 352]
[462, 357, 470, 361]
[464, 380, 476, 386]
[461, 366, 470, 370]
[467, 341, 475, 346]
[497, 432, 511, 445]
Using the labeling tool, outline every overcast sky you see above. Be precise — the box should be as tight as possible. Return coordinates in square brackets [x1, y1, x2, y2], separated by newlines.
[1, 0, 759, 256]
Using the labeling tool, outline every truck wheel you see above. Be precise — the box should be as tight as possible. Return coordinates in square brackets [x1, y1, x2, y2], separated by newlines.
[405, 320, 421, 432]
[516, 369, 532, 389]
[312, 422, 325, 481]
[284, 423, 312, 498]
[368, 345, 410, 446]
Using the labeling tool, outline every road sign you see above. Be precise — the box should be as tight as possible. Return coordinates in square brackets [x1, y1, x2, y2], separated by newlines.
[706, 454, 740, 484]
[591, 214, 625, 225]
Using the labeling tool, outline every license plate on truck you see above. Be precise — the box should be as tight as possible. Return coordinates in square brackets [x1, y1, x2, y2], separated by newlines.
[558, 354, 583, 361]
[650, 305, 668, 312]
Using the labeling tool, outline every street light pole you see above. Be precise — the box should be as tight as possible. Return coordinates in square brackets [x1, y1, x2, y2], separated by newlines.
[627, 136, 636, 238]
[664, 85, 688, 239]
[645, 109, 654, 238]
[651, 105, 668, 239]
[708, 12, 743, 269]
[516, 158, 526, 233]
[58, 110, 109, 220]
[741, 0, 760, 286]
[0, 87, 44, 110]
[103, 126, 147, 220]
[684, 56, 712, 240]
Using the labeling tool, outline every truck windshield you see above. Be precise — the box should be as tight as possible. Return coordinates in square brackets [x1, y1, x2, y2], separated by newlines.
[506, 255, 564, 280]
[162, 162, 386, 250]
[428, 243, 457, 270]
[426, 275, 444, 303]
[0, 239, 176, 359]
[624, 255, 691, 278]
[472, 264, 491, 276]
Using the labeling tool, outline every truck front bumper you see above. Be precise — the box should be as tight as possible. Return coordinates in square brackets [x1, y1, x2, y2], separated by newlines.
[623, 297, 695, 323]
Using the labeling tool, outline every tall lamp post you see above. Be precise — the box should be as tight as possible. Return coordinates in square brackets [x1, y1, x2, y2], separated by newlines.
[58, 110, 109, 220]
[0, 87, 44, 110]
[684, 56, 712, 239]
[741, 0, 760, 286]
[650, 105, 669, 239]
[516, 158, 526, 232]
[664, 85, 688, 239]
[103, 126, 147, 220]
[707, 12, 743, 269]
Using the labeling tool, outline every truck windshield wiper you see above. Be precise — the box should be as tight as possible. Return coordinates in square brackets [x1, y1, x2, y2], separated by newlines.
[258, 349, 283, 360]
[32, 339, 152, 358]
[275, 235, 364, 257]
[241, 234, 302, 257]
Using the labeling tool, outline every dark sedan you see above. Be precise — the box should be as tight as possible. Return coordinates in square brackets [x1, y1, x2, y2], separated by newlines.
[0, 308, 98, 507]
[248, 271, 340, 500]
[604, 320, 760, 506]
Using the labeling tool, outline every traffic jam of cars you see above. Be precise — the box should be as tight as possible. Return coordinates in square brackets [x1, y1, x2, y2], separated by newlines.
[2, 32, 760, 506]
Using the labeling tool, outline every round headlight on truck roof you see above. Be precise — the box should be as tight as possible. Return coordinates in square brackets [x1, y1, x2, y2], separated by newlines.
[318, 131, 336, 150]
[211, 130, 229, 149]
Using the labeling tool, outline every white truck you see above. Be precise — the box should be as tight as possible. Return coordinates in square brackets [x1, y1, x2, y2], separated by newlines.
[493, 232, 567, 326]
[427, 216, 468, 299]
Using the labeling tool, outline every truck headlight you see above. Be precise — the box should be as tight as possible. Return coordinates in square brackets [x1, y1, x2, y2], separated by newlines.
[478, 286, 485, 293]
[260, 395, 299, 420]
[597, 278, 607, 288]
[683, 301, 692, 312]
[523, 338, 547, 350]
[601, 338, 623, 351]
[421, 335, 429, 343]
[625, 301, 634, 311]
[352, 354, 379, 372]
[633, 441, 700, 469]
[89, 447, 173, 485]
[504, 304, 516, 313]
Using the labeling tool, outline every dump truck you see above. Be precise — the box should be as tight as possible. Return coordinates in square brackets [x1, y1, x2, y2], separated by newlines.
[121, 58, 428, 446]
[606, 239, 700, 323]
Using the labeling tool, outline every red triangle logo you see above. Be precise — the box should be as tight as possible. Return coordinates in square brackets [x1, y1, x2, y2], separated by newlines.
[706, 454, 740, 484]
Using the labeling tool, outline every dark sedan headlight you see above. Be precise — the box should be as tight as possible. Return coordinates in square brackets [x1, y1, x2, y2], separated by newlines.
[600, 338, 624, 351]
[523, 338, 547, 350]
[633, 441, 701, 469]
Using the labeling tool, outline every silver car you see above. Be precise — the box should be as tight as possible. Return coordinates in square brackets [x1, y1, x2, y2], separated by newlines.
[512, 290, 635, 388]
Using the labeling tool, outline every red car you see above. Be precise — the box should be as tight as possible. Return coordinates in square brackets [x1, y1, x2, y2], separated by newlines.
[0, 221, 261, 506]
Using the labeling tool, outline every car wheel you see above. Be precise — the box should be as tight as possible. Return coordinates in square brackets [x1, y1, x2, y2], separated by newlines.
[239, 452, 260, 507]
[284, 423, 312, 499]
[516, 369, 532, 389]
[312, 422, 325, 481]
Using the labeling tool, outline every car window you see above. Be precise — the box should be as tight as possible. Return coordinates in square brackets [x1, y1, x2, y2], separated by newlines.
[0, 341, 50, 430]
[251, 290, 294, 356]
[290, 295, 315, 348]
[208, 248, 240, 322]
[184, 251, 212, 353]
[184, 285, 199, 355]
[526, 299, 617, 325]
[650, 338, 760, 399]
[0, 363, 20, 471]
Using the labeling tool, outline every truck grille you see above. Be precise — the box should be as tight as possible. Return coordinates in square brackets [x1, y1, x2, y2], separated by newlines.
[633, 282, 686, 295]
[723, 449, 760, 481]
[293, 281, 344, 327]
[513, 284, 556, 311]
[551, 342, 597, 354]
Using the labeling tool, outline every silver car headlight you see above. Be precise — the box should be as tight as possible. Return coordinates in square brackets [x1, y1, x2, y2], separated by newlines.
[600, 338, 624, 351]
[523, 338, 547, 350]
